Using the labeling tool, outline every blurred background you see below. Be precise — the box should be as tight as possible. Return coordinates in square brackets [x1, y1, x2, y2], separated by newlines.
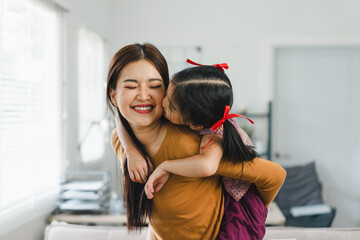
[0, 0, 359, 239]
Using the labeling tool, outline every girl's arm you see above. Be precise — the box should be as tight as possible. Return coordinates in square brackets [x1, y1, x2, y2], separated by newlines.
[111, 128, 126, 169]
[114, 116, 153, 183]
[144, 134, 223, 199]
[145, 136, 286, 207]
[160, 134, 223, 177]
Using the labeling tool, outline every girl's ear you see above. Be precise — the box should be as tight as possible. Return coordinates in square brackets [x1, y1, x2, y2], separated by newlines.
[189, 123, 204, 131]
[109, 89, 118, 107]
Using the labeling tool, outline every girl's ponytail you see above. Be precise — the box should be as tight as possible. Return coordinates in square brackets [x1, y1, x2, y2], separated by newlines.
[222, 119, 258, 164]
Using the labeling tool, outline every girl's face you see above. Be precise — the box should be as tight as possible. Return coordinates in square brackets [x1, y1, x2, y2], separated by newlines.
[162, 82, 187, 125]
[111, 59, 166, 129]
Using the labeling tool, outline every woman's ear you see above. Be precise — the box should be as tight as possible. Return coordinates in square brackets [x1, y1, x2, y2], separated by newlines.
[189, 123, 204, 131]
[110, 89, 118, 107]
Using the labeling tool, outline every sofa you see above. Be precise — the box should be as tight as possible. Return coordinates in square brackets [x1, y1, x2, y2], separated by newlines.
[45, 222, 360, 240]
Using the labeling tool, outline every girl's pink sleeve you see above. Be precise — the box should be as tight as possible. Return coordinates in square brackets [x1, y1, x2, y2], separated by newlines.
[230, 118, 253, 147]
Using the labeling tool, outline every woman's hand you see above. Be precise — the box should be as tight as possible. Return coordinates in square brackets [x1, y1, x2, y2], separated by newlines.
[145, 163, 170, 199]
[127, 152, 154, 184]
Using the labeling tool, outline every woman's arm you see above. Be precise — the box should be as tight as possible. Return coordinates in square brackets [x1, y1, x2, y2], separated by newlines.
[216, 158, 287, 207]
[114, 116, 153, 183]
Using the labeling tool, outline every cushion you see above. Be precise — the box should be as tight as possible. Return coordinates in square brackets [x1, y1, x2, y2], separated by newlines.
[275, 161, 323, 210]
[282, 207, 336, 228]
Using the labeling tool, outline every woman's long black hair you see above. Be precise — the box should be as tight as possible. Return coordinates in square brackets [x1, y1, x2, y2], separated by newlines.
[106, 43, 169, 230]
[171, 66, 258, 164]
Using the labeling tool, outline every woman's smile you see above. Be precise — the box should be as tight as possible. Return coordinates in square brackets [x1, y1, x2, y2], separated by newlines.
[131, 104, 154, 114]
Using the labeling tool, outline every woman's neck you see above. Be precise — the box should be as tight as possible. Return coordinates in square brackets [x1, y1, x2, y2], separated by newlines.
[131, 118, 168, 157]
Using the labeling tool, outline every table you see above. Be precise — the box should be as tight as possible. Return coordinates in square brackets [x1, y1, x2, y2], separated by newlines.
[48, 202, 285, 226]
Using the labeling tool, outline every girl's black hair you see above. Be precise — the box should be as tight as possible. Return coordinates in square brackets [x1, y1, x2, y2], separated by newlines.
[106, 43, 169, 230]
[171, 65, 258, 164]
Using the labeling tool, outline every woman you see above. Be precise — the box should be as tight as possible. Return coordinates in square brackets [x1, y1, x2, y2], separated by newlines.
[107, 43, 286, 239]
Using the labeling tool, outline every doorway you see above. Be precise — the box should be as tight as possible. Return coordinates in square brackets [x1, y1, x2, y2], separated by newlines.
[273, 47, 360, 227]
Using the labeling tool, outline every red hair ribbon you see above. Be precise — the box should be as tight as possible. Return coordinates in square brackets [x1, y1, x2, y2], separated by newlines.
[200, 105, 254, 149]
[186, 59, 229, 72]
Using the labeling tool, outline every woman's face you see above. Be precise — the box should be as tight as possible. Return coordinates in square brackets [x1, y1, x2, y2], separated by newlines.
[162, 82, 187, 125]
[112, 59, 166, 129]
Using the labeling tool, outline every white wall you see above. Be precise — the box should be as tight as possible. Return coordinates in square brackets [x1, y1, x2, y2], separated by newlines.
[113, 0, 360, 112]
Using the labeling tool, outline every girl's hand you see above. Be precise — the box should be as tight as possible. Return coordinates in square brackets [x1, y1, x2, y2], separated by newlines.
[127, 153, 154, 184]
[145, 164, 170, 199]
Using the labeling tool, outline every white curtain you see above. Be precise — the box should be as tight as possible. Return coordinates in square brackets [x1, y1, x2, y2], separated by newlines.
[0, 0, 63, 233]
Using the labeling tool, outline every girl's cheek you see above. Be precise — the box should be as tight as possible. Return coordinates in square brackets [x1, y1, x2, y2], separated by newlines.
[162, 100, 169, 112]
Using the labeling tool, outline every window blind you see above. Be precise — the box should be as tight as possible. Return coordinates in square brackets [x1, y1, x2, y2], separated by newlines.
[0, 0, 63, 233]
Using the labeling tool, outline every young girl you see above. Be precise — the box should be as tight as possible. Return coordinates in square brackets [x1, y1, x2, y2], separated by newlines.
[143, 61, 270, 239]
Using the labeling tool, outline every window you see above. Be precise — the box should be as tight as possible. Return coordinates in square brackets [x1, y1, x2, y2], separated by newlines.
[78, 28, 106, 163]
[0, 0, 63, 233]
